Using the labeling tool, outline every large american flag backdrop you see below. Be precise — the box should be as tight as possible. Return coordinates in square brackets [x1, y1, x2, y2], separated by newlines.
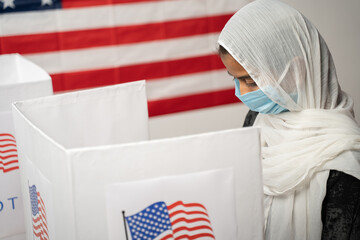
[0, 0, 247, 117]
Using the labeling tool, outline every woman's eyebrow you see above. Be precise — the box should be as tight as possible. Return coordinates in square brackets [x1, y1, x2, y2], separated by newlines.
[227, 71, 252, 80]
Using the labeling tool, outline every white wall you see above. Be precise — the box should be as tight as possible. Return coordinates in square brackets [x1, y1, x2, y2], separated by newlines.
[282, 0, 360, 120]
[149, 0, 360, 139]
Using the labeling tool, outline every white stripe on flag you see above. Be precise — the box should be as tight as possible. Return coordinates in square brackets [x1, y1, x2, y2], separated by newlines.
[147, 69, 233, 100]
[23, 34, 220, 74]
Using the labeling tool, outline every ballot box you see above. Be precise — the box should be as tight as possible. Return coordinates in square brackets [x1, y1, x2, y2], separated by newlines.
[12, 81, 264, 240]
[0, 54, 53, 240]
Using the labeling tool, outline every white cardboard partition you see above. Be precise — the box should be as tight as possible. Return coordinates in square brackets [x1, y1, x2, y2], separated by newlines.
[0, 54, 52, 240]
[71, 128, 264, 240]
[12, 81, 149, 240]
[12, 80, 264, 240]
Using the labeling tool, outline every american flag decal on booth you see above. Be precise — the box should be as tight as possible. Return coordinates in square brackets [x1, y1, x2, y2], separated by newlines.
[125, 201, 215, 240]
[29, 184, 49, 240]
[0, 0, 244, 117]
[0, 133, 19, 173]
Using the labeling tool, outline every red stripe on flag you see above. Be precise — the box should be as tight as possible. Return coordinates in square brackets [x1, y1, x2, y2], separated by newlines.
[0, 154, 18, 160]
[0, 138, 16, 143]
[62, 0, 168, 9]
[171, 217, 211, 225]
[51, 54, 225, 92]
[33, 229, 47, 240]
[33, 219, 43, 228]
[0, 149, 17, 154]
[168, 201, 207, 211]
[148, 89, 238, 117]
[160, 234, 174, 240]
[174, 233, 215, 240]
[0, 144, 17, 148]
[0, 33, 59, 55]
[172, 225, 214, 234]
[0, 133, 15, 138]
[0, 160, 18, 166]
[0, 166, 19, 173]
[0, 14, 231, 55]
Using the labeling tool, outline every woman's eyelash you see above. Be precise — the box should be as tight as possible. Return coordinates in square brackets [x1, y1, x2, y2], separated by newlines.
[233, 76, 258, 87]
[232, 76, 251, 81]
[245, 82, 258, 87]
[236, 76, 252, 81]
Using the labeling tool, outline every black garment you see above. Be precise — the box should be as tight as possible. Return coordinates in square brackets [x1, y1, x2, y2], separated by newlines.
[243, 110, 360, 239]
[243, 110, 259, 127]
[321, 171, 360, 240]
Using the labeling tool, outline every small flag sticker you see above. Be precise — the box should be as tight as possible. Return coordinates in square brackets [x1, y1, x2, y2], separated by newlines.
[29, 184, 49, 240]
[124, 201, 215, 240]
[0, 133, 19, 174]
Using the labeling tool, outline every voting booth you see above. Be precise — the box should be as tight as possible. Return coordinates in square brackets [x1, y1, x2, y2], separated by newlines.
[0, 54, 53, 240]
[12, 81, 149, 240]
[12, 81, 264, 240]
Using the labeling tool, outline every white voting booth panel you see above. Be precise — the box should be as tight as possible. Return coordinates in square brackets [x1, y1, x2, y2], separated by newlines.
[69, 128, 263, 240]
[12, 81, 149, 240]
[0, 54, 52, 240]
[13, 80, 264, 240]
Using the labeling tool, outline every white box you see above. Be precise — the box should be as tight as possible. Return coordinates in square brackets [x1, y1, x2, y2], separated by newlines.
[0, 54, 52, 240]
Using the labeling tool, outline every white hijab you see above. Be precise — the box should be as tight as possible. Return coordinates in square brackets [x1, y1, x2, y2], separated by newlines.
[218, 0, 360, 239]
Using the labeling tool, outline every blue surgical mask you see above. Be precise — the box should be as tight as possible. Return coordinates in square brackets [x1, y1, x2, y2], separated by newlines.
[234, 78, 288, 114]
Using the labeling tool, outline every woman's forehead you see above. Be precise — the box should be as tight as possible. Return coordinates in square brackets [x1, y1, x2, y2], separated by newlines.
[221, 53, 247, 75]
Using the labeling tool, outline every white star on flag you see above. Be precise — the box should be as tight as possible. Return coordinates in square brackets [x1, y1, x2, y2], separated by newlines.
[1, 0, 15, 9]
[41, 0, 53, 6]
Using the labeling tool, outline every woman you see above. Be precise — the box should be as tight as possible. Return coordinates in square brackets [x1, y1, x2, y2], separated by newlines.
[217, 0, 360, 239]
